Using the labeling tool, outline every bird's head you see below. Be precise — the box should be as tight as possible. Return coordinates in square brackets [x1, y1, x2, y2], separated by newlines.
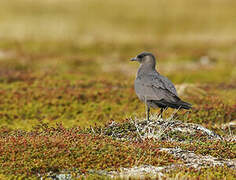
[130, 52, 156, 68]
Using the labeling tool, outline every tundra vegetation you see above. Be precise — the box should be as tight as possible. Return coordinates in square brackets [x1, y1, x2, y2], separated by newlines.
[0, 0, 235, 179]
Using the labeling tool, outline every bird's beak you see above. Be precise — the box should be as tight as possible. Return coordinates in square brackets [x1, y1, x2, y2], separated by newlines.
[130, 57, 138, 61]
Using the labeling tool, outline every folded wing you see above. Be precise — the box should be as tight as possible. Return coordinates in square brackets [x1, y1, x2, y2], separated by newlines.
[135, 73, 191, 109]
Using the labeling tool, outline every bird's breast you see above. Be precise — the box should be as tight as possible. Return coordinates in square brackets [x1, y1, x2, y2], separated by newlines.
[134, 78, 144, 101]
[134, 77, 156, 102]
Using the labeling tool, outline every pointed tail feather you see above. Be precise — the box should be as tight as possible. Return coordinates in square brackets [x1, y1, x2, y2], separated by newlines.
[165, 100, 192, 110]
[176, 100, 192, 109]
[151, 99, 192, 110]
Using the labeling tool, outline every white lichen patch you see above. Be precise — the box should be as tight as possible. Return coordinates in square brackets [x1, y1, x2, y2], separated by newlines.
[108, 165, 166, 179]
[160, 148, 236, 169]
[136, 114, 222, 141]
[103, 114, 221, 142]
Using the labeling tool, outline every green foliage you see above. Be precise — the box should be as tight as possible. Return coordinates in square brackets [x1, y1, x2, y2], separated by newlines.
[167, 166, 236, 180]
[0, 124, 178, 177]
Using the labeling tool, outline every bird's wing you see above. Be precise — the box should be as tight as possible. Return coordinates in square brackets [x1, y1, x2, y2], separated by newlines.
[150, 85, 180, 103]
[135, 74, 179, 102]
[156, 74, 178, 96]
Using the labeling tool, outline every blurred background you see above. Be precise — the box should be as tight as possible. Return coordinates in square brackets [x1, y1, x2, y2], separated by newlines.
[0, 0, 235, 129]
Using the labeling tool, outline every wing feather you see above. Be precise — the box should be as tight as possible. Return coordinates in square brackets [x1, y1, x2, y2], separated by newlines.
[135, 73, 179, 103]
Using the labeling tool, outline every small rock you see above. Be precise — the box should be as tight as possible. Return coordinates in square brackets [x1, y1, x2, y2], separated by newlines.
[176, 83, 206, 97]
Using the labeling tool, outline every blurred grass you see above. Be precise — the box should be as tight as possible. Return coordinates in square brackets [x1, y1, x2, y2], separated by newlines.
[0, 0, 235, 129]
[1, 0, 236, 42]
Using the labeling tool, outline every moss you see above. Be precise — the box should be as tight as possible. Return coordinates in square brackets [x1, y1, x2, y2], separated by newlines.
[0, 124, 179, 177]
[167, 166, 236, 180]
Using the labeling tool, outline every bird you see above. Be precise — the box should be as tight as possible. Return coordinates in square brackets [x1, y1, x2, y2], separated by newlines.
[131, 52, 192, 121]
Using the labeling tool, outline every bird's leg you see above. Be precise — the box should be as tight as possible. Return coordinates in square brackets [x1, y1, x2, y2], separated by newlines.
[145, 96, 150, 121]
[146, 106, 150, 121]
[160, 108, 163, 119]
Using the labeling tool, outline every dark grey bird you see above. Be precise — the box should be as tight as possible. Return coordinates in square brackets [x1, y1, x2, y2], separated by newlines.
[131, 52, 192, 120]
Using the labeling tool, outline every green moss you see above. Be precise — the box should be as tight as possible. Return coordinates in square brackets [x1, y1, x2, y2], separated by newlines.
[0, 124, 179, 177]
[167, 166, 236, 180]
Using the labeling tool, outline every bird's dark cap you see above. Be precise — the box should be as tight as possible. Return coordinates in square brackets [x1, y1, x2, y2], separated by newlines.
[130, 52, 155, 61]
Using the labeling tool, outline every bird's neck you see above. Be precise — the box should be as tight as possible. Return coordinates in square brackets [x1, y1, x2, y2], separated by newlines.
[137, 64, 156, 76]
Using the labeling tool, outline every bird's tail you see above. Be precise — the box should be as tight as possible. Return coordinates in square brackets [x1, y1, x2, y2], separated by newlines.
[176, 100, 192, 110]
[152, 99, 192, 110]
[165, 100, 192, 110]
